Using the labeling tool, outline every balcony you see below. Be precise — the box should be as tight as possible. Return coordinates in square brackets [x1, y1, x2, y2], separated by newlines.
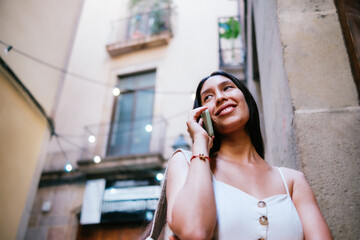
[77, 116, 167, 175]
[218, 16, 245, 73]
[106, 8, 172, 57]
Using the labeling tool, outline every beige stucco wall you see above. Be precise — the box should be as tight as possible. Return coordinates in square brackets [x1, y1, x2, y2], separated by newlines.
[0, 0, 84, 115]
[0, 70, 49, 240]
[0, 1, 84, 238]
[249, 0, 360, 238]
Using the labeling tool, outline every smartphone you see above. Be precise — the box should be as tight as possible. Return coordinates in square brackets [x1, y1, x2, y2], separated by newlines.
[201, 109, 214, 137]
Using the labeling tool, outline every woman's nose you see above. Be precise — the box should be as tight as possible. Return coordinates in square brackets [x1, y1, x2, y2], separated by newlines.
[215, 92, 227, 105]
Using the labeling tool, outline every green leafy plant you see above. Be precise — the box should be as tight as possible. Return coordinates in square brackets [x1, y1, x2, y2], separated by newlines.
[219, 17, 240, 39]
[219, 17, 241, 65]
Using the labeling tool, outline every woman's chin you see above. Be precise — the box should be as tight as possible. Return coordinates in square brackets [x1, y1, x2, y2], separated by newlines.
[214, 120, 247, 135]
[215, 126, 245, 135]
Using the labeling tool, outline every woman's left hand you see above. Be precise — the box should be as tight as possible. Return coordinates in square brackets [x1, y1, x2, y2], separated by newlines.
[186, 106, 214, 151]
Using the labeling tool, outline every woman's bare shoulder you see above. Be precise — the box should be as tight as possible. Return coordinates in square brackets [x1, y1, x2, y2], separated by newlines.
[279, 167, 309, 188]
[279, 167, 304, 177]
[167, 149, 191, 176]
[169, 149, 191, 164]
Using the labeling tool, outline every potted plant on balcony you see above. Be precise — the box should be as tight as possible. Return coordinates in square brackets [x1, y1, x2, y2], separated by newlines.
[129, 0, 171, 36]
[218, 17, 241, 65]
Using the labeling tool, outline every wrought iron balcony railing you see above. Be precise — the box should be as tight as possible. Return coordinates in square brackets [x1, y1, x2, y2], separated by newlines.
[76, 116, 167, 174]
[106, 8, 172, 56]
[84, 115, 166, 156]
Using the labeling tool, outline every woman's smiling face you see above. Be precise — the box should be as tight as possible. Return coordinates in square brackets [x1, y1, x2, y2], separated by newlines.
[200, 75, 250, 134]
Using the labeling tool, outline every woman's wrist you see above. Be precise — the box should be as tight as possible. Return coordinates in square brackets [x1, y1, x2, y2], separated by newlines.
[193, 133, 210, 144]
[192, 137, 210, 156]
[190, 154, 211, 162]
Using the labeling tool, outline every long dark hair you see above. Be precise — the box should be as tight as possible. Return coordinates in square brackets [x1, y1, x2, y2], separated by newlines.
[193, 70, 264, 159]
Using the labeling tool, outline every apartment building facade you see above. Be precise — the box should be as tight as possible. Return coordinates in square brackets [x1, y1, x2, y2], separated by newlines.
[22, 0, 242, 239]
[1, 0, 358, 239]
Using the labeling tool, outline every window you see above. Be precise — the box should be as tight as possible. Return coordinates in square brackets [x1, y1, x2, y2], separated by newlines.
[107, 71, 155, 156]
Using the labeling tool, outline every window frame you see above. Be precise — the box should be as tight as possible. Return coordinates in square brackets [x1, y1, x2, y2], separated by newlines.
[106, 70, 156, 157]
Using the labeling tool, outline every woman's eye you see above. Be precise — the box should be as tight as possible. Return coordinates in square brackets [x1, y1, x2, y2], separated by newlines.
[203, 95, 212, 102]
[224, 85, 234, 91]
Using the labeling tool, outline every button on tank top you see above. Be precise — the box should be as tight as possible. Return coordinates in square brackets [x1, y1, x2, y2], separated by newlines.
[178, 149, 304, 240]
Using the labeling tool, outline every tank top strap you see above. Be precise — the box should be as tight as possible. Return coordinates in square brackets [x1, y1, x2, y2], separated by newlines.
[172, 148, 192, 165]
[276, 167, 290, 196]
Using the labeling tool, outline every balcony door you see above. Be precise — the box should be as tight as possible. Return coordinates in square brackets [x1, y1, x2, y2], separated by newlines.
[107, 71, 155, 156]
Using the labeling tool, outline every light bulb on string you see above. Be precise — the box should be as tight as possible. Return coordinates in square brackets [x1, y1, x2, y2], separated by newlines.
[145, 124, 153, 133]
[0, 41, 194, 97]
[112, 87, 120, 96]
[93, 155, 101, 163]
[156, 173, 164, 181]
[65, 163, 73, 172]
[145, 211, 154, 221]
[4, 45, 12, 55]
[88, 135, 96, 143]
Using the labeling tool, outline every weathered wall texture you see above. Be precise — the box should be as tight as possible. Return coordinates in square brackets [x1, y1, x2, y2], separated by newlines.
[251, 0, 299, 169]
[278, 0, 360, 238]
[250, 0, 360, 238]
[25, 184, 85, 240]
[294, 109, 360, 238]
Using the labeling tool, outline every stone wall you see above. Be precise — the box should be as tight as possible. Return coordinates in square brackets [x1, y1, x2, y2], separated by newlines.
[251, 0, 299, 169]
[248, 0, 360, 238]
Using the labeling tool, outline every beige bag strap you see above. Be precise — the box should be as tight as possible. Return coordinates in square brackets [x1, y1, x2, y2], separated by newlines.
[146, 149, 191, 239]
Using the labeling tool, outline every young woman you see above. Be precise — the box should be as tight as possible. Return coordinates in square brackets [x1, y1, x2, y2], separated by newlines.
[146, 71, 332, 240]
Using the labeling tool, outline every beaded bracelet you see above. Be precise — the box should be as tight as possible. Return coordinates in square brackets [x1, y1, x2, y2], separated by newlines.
[190, 154, 211, 162]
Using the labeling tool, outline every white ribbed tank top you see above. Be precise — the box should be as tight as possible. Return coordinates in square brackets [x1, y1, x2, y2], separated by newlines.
[178, 149, 304, 240]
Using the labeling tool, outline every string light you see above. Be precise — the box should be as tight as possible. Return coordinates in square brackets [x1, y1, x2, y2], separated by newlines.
[93, 155, 101, 163]
[0, 40, 198, 173]
[88, 135, 96, 143]
[4, 45, 12, 54]
[1, 39, 195, 96]
[55, 109, 188, 173]
[60, 109, 189, 140]
[65, 163, 73, 172]
[156, 173, 164, 181]
[145, 211, 154, 221]
[145, 124, 153, 132]
[54, 135, 74, 173]
[112, 87, 121, 96]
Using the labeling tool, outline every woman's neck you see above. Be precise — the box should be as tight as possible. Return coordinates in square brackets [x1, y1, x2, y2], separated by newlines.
[217, 130, 261, 164]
